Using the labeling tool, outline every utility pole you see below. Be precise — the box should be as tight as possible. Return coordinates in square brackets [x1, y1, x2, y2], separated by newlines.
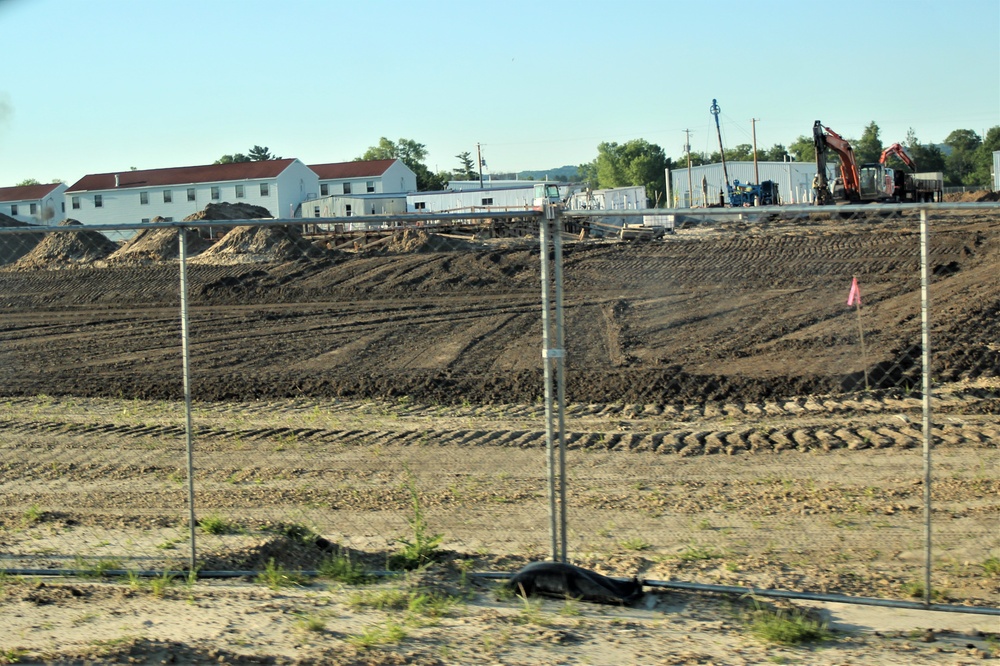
[476, 143, 484, 188]
[752, 118, 760, 186]
[684, 129, 693, 208]
[710, 99, 729, 204]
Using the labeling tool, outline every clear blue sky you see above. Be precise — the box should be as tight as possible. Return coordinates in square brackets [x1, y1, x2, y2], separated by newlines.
[1, 0, 997, 187]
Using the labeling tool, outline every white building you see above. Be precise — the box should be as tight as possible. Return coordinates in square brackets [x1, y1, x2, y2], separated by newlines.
[668, 161, 835, 207]
[993, 150, 1000, 192]
[63, 159, 319, 226]
[309, 159, 416, 198]
[0, 182, 68, 224]
[302, 193, 407, 219]
[567, 186, 647, 211]
[406, 184, 567, 214]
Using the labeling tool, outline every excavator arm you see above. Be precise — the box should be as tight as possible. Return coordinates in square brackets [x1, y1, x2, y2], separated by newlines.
[879, 143, 917, 171]
[814, 122, 860, 202]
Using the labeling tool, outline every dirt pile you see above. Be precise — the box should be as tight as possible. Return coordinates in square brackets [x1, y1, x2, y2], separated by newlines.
[107, 225, 212, 263]
[975, 191, 1000, 202]
[190, 224, 326, 264]
[943, 190, 999, 202]
[182, 202, 273, 222]
[0, 213, 47, 265]
[386, 229, 479, 253]
[11, 219, 119, 269]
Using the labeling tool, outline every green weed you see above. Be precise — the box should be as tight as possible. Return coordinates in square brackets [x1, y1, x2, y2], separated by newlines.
[149, 571, 175, 598]
[388, 467, 443, 570]
[620, 537, 651, 551]
[346, 621, 407, 649]
[676, 545, 721, 562]
[73, 557, 123, 578]
[744, 603, 831, 645]
[256, 558, 305, 590]
[197, 514, 240, 535]
[295, 613, 326, 633]
[21, 504, 44, 527]
[983, 557, 1000, 577]
[319, 552, 373, 585]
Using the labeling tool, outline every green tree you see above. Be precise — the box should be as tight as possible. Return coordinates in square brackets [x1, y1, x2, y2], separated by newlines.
[583, 139, 668, 205]
[788, 135, 815, 163]
[972, 126, 1000, 187]
[358, 137, 446, 191]
[760, 144, 789, 162]
[903, 128, 945, 173]
[15, 178, 40, 186]
[248, 145, 280, 161]
[214, 153, 250, 164]
[725, 143, 755, 161]
[855, 121, 883, 165]
[943, 129, 982, 186]
[453, 152, 478, 181]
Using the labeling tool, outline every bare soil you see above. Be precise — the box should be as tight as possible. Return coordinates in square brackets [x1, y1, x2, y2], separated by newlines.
[0, 209, 997, 663]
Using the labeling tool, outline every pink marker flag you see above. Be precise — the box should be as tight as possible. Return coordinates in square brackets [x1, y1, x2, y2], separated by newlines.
[847, 276, 861, 307]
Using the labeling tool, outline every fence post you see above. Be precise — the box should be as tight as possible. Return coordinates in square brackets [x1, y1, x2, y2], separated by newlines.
[540, 210, 568, 562]
[178, 227, 198, 573]
[552, 209, 568, 563]
[919, 207, 932, 607]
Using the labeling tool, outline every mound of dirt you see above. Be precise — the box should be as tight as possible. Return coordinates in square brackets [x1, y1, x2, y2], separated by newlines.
[107, 226, 212, 264]
[386, 229, 479, 253]
[189, 224, 326, 265]
[12, 219, 119, 269]
[182, 202, 272, 222]
[0, 213, 47, 265]
[944, 190, 993, 202]
[976, 191, 1000, 202]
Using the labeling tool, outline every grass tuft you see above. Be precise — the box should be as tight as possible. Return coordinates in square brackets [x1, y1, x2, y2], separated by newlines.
[744, 602, 831, 645]
[256, 558, 305, 590]
[197, 514, 241, 535]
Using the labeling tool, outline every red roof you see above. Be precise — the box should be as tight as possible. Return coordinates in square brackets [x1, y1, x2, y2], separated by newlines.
[66, 159, 298, 193]
[309, 159, 397, 180]
[0, 183, 63, 202]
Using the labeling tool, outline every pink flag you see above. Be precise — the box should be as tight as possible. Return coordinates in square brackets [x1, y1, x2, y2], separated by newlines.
[847, 276, 861, 307]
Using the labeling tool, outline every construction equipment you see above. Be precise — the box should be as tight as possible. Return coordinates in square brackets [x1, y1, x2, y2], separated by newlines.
[710, 99, 777, 207]
[813, 121, 942, 204]
[730, 179, 781, 206]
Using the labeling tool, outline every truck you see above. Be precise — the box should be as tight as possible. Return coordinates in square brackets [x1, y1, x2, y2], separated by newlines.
[813, 121, 942, 204]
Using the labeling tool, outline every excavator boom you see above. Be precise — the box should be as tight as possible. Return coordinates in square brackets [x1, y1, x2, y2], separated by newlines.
[879, 143, 917, 171]
[814, 121, 862, 202]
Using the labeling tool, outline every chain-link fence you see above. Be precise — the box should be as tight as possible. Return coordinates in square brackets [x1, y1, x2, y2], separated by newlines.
[0, 204, 996, 611]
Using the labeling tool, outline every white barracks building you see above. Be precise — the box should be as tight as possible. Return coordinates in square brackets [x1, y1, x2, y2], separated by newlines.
[63, 159, 319, 225]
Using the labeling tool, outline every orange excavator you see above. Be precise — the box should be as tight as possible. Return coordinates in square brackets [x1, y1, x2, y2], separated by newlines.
[813, 122, 942, 205]
[879, 143, 918, 171]
[813, 121, 859, 204]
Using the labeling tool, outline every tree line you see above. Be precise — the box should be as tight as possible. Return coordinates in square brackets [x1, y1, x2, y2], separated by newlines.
[16, 126, 998, 199]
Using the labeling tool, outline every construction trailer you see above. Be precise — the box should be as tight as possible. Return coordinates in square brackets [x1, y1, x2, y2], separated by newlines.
[406, 184, 565, 214]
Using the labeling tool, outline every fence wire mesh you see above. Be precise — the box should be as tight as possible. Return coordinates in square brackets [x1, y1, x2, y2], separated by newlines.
[0, 204, 996, 611]
[556, 203, 998, 609]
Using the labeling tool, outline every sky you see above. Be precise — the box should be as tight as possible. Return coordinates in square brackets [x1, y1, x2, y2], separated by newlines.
[1, 0, 998, 187]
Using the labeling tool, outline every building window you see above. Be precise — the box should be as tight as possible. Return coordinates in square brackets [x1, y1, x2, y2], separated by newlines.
[320, 183, 328, 196]
[61, 202, 65, 213]
[345, 204, 353, 217]
[342, 182, 351, 195]
[140, 192, 149, 205]
[481, 198, 493, 205]
[141, 218, 150, 224]
[29, 203, 37, 214]
[313, 206, 320, 218]
[260, 183, 270, 196]
[211, 186, 220, 200]
[72, 196, 80, 210]
[235, 184, 245, 198]
[163, 190, 172, 203]
[10, 205, 17, 215]
[94, 195, 103, 208]
[414, 202, 426, 210]
[187, 188, 196, 202]
[366, 180, 375, 193]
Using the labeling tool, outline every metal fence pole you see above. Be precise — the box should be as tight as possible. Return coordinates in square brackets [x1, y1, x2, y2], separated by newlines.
[552, 211, 568, 563]
[920, 207, 932, 607]
[540, 217, 558, 561]
[178, 227, 198, 573]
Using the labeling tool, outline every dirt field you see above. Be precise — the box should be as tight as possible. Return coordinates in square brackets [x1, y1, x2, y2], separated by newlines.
[0, 209, 998, 663]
